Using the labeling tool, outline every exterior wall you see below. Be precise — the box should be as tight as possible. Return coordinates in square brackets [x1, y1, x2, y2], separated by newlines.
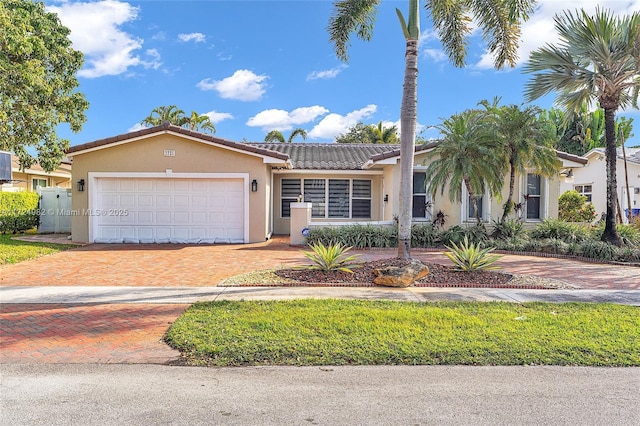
[272, 172, 384, 235]
[70, 134, 273, 243]
[384, 151, 561, 229]
[559, 154, 640, 220]
[1, 171, 71, 192]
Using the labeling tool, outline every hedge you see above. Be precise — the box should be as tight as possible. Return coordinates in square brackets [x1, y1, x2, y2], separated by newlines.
[0, 192, 40, 234]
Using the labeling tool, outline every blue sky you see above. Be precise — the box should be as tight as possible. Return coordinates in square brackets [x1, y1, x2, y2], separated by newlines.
[47, 0, 640, 147]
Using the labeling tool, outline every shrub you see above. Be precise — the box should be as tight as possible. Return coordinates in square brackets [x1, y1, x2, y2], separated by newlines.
[462, 224, 489, 245]
[307, 225, 396, 248]
[590, 223, 639, 247]
[299, 242, 361, 273]
[440, 225, 465, 246]
[444, 237, 502, 271]
[411, 224, 439, 247]
[0, 192, 40, 234]
[529, 219, 590, 244]
[491, 219, 525, 240]
[578, 240, 618, 261]
[538, 238, 570, 255]
[558, 190, 596, 222]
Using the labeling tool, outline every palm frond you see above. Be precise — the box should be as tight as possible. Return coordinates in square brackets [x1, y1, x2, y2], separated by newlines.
[328, 0, 380, 62]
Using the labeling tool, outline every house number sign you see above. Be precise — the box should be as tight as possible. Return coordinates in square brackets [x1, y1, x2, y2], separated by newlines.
[163, 149, 175, 157]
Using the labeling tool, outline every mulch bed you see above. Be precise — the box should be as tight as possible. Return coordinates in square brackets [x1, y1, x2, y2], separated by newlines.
[275, 258, 515, 287]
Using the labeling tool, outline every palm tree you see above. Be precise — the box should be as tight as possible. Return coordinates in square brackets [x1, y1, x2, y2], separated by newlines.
[264, 128, 308, 143]
[424, 110, 504, 225]
[186, 111, 216, 134]
[370, 121, 399, 144]
[524, 8, 640, 246]
[479, 100, 560, 222]
[328, 0, 534, 259]
[142, 105, 188, 127]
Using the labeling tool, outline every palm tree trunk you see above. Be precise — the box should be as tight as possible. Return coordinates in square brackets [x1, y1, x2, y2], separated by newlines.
[602, 106, 622, 246]
[501, 161, 517, 222]
[397, 38, 418, 259]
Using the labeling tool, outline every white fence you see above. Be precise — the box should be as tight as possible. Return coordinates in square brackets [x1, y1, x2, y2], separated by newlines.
[38, 187, 72, 233]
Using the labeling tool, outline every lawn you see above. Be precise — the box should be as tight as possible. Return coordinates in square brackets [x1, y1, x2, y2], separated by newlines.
[165, 299, 640, 367]
[0, 234, 76, 265]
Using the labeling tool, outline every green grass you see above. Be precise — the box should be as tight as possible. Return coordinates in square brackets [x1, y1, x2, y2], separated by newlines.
[165, 299, 640, 367]
[0, 233, 76, 264]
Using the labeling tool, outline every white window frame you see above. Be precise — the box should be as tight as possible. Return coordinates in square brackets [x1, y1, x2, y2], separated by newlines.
[32, 178, 47, 191]
[412, 170, 432, 221]
[280, 178, 372, 219]
[522, 172, 548, 221]
[574, 184, 593, 203]
[461, 185, 491, 223]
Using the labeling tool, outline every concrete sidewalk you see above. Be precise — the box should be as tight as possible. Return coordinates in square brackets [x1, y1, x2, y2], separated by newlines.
[2, 285, 639, 305]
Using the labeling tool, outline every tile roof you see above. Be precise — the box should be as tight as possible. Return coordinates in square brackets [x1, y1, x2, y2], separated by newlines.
[591, 147, 640, 165]
[252, 143, 401, 170]
[66, 122, 290, 161]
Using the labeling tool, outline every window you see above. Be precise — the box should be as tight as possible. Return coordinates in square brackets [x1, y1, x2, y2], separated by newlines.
[574, 184, 593, 202]
[526, 173, 542, 219]
[467, 195, 483, 220]
[281, 179, 301, 218]
[412, 172, 432, 219]
[32, 179, 47, 191]
[281, 178, 371, 219]
[352, 180, 372, 218]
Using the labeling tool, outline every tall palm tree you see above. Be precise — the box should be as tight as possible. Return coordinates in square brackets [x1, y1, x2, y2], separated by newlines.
[524, 7, 640, 246]
[142, 105, 188, 127]
[328, 0, 534, 259]
[479, 100, 560, 222]
[424, 110, 504, 224]
[186, 111, 216, 134]
[264, 128, 308, 143]
[370, 121, 399, 144]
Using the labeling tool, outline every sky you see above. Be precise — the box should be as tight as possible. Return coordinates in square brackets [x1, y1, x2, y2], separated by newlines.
[45, 0, 640, 148]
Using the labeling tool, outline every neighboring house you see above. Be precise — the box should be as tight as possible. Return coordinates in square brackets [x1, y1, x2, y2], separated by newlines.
[559, 147, 640, 222]
[0, 154, 72, 192]
[66, 122, 586, 243]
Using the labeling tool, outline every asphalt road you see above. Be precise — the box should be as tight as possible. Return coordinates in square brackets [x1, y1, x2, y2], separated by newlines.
[2, 364, 639, 425]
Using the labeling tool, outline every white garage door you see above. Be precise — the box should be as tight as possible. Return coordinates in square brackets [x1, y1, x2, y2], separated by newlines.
[92, 177, 245, 243]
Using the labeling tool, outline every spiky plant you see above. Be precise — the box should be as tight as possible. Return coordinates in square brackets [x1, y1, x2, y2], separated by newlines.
[444, 237, 502, 272]
[299, 242, 361, 273]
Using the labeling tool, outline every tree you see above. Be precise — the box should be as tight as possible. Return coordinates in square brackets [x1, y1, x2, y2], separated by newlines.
[0, 0, 89, 172]
[186, 111, 216, 134]
[524, 8, 640, 246]
[335, 121, 398, 144]
[264, 128, 308, 143]
[142, 105, 188, 127]
[479, 99, 560, 222]
[370, 121, 399, 144]
[424, 110, 504, 225]
[328, 0, 534, 258]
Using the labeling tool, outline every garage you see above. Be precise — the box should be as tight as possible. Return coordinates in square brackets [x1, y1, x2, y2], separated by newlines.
[90, 175, 247, 244]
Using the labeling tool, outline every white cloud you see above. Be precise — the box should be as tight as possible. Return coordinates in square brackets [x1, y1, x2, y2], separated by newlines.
[475, 0, 640, 69]
[308, 104, 378, 140]
[423, 48, 447, 63]
[47, 0, 156, 78]
[203, 110, 234, 123]
[178, 32, 206, 43]
[306, 65, 347, 81]
[197, 70, 268, 101]
[247, 106, 329, 131]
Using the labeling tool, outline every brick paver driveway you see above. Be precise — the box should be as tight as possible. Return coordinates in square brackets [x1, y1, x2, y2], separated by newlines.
[1, 237, 638, 289]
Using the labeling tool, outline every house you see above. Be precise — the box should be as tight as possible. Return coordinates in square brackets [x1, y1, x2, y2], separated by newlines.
[0, 154, 72, 192]
[559, 147, 640, 222]
[66, 122, 586, 243]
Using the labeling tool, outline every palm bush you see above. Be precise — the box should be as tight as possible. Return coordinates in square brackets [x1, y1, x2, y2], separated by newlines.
[444, 237, 502, 271]
[578, 240, 619, 261]
[491, 219, 525, 240]
[411, 224, 440, 247]
[529, 219, 591, 243]
[299, 242, 361, 273]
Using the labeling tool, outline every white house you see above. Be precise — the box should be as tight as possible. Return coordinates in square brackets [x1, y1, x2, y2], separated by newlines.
[559, 147, 640, 223]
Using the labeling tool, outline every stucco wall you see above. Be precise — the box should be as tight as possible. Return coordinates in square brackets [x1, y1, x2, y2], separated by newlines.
[70, 133, 274, 243]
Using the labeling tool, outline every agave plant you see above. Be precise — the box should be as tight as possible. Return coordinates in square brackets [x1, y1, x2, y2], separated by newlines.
[444, 237, 502, 272]
[299, 242, 361, 273]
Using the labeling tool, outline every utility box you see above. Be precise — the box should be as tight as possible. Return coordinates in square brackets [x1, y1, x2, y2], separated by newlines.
[289, 202, 312, 246]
